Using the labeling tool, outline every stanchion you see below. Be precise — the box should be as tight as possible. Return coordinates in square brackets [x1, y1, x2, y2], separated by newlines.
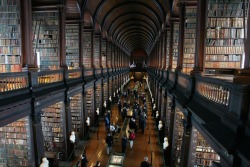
[151, 151, 153, 165]
[97, 128, 99, 140]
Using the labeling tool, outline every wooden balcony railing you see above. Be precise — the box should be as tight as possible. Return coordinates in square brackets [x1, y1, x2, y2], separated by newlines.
[0, 72, 28, 92]
[195, 76, 231, 109]
[67, 69, 82, 79]
[35, 70, 63, 85]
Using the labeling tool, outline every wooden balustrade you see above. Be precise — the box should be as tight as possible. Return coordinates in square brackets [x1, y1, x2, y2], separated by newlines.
[67, 69, 82, 79]
[0, 72, 28, 92]
[37, 70, 64, 85]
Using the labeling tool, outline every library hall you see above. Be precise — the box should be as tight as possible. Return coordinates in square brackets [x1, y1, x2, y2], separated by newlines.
[0, 0, 250, 167]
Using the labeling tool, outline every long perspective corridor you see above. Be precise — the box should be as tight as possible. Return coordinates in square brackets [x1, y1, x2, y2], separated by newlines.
[64, 81, 165, 167]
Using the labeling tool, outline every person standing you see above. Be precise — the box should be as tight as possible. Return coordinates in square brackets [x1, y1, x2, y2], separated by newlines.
[94, 161, 101, 167]
[81, 154, 88, 167]
[105, 133, 113, 155]
[128, 130, 135, 149]
[121, 134, 127, 153]
[140, 156, 151, 167]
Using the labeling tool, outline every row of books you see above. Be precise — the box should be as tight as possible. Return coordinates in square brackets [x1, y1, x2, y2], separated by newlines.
[0, 46, 20, 54]
[208, 10, 243, 17]
[196, 152, 220, 159]
[0, 64, 21, 72]
[43, 132, 63, 138]
[206, 28, 244, 39]
[208, 1, 244, 10]
[33, 12, 58, 20]
[205, 46, 243, 54]
[0, 25, 19, 32]
[0, 0, 19, 6]
[206, 39, 244, 46]
[0, 6, 19, 12]
[1, 132, 27, 139]
[0, 39, 19, 45]
[206, 54, 241, 61]
[0, 55, 20, 64]
[207, 18, 244, 28]
[0, 13, 19, 18]
[205, 61, 240, 68]
[0, 32, 19, 39]
[0, 19, 19, 24]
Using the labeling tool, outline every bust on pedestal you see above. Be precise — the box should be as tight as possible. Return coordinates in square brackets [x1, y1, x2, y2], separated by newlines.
[96, 108, 100, 126]
[158, 120, 163, 143]
[163, 137, 169, 165]
[69, 131, 76, 144]
[39, 157, 49, 167]
[86, 117, 90, 139]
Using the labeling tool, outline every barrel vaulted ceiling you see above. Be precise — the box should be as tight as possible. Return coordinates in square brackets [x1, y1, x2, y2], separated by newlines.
[32, 0, 192, 56]
[86, 0, 170, 55]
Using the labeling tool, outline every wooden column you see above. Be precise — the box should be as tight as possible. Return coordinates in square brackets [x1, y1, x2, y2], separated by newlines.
[59, 6, 66, 68]
[180, 112, 191, 167]
[177, 2, 186, 71]
[169, 20, 174, 70]
[163, 30, 167, 69]
[20, 0, 34, 68]
[233, 0, 250, 83]
[79, 21, 84, 68]
[193, 0, 207, 72]
[64, 95, 73, 160]
[32, 112, 45, 167]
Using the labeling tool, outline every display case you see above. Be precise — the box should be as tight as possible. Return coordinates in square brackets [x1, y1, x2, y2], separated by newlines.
[70, 93, 83, 136]
[171, 106, 184, 166]
[107, 152, 125, 167]
[172, 22, 179, 70]
[66, 24, 79, 68]
[82, 31, 92, 68]
[188, 126, 220, 166]
[205, 0, 248, 73]
[41, 102, 66, 158]
[183, 6, 197, 74]
[0, 0, 21, 73]
[0, 116, 31, 167]
[32, 11, 59, 70]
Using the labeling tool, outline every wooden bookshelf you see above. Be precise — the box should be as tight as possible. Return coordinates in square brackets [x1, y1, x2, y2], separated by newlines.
[183, 6, 197, 74]
[66, 24, 79, 69]
[0, 117, 31, 167]
[161, 36, 165, 68]
[41, 102, 65, 157]
[103, 82, 108, 103]
[0, 0, 21, 73]
[173, 22, 179, 70]
[32, 11, 59, 70]
[101, 39, 107, 68]
[188, 127, 220, 166]
[107, 42, 111, 68]
[70, 94, 82, 136]
[172, 106, 184, 166]
[166, 30, 170, 69]
[205, 0, 248, 73]
[166, 96, 172, 130]
[93, 35, 100, 68]
[95, 83, 101, 109]
[82, 32, 92, 68]
[85, 88, 93, 122]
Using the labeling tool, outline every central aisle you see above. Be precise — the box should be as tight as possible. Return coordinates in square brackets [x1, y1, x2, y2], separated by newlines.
[84, 82, 164, 167]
